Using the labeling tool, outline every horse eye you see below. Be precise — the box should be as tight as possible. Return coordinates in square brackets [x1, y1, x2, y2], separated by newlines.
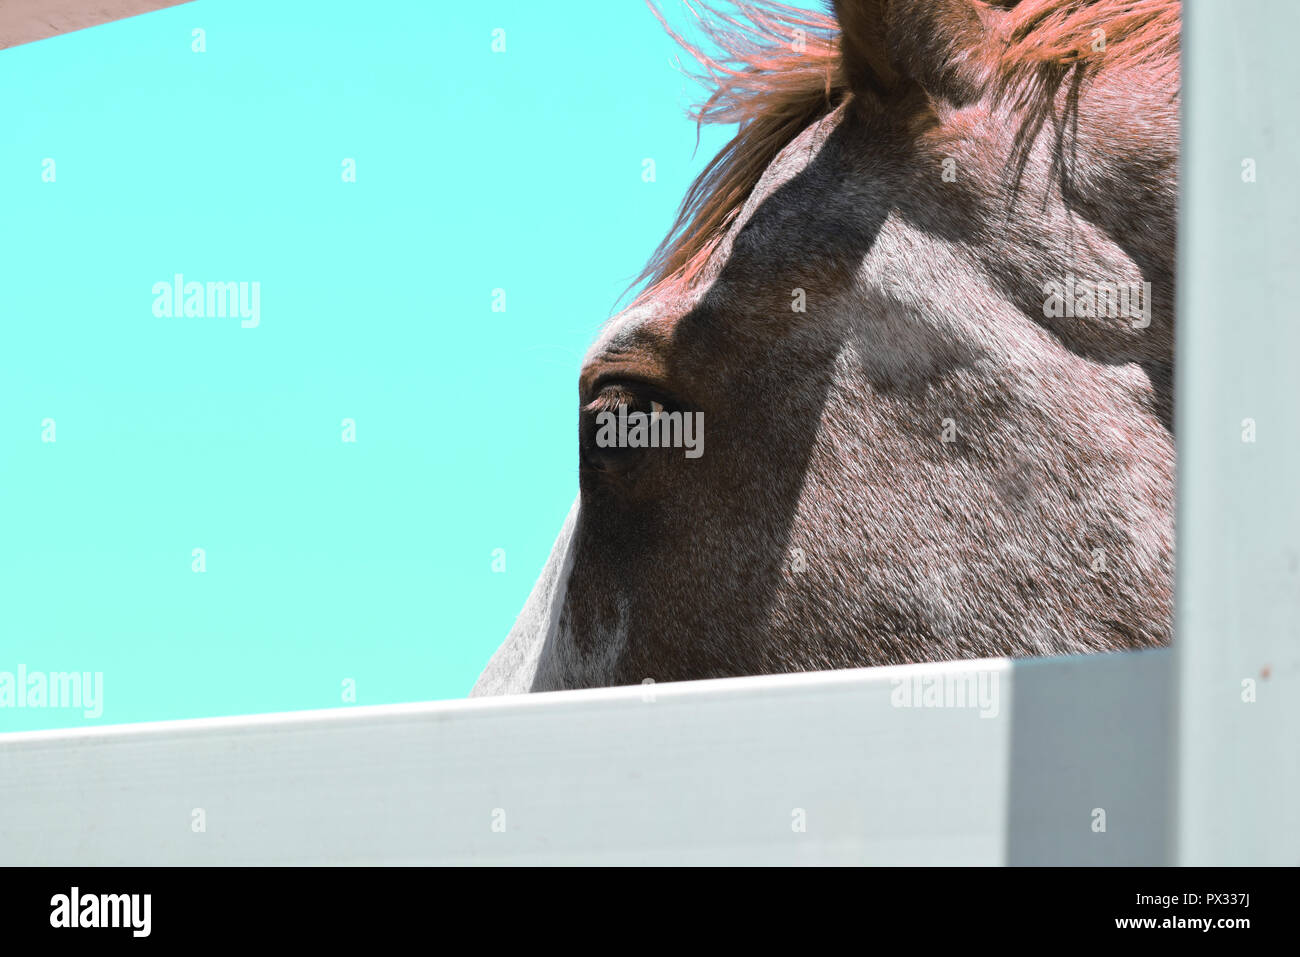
[584, 377, 681, 415]
[579, 379, 684, 474]
[586, 383, 650, 415]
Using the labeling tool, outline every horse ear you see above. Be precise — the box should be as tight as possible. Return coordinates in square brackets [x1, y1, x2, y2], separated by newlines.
[834, 0, 987, 105]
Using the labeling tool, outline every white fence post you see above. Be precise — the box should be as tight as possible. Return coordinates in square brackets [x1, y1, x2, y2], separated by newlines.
[1174, 0, 1300, 865]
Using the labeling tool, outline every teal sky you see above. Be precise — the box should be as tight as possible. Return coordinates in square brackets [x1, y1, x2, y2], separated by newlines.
[0, 0, 824, 731]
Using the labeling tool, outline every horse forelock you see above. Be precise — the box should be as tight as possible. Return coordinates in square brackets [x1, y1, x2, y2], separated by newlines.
[636, 0, 1180, 306]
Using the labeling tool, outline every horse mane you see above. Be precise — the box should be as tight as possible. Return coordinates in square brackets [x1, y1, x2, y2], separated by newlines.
[636, 0, 1180, 300]
[636, 1, 845, 301]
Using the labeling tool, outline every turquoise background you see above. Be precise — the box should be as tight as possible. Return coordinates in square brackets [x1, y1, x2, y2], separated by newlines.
[0, 0, 786, 730]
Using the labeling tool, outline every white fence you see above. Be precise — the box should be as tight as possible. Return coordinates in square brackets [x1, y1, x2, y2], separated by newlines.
[1, 1, 1297, 866]
[1, 652, 1170, 865]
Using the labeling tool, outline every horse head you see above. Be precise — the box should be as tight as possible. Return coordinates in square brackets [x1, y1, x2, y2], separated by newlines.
[475, 0, 1179, 694]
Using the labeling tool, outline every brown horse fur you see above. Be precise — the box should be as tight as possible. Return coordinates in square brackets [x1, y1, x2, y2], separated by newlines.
[473, 0, 1179, 695]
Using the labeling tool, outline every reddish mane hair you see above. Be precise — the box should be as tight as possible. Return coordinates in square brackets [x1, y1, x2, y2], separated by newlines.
[637, 0, 1180, 301]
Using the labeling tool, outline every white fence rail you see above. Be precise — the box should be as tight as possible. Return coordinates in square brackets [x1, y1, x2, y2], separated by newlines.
[0, 652, 1169, 866]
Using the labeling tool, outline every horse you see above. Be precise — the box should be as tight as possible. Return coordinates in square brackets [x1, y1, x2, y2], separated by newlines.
[473, 0, 1179, 695]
